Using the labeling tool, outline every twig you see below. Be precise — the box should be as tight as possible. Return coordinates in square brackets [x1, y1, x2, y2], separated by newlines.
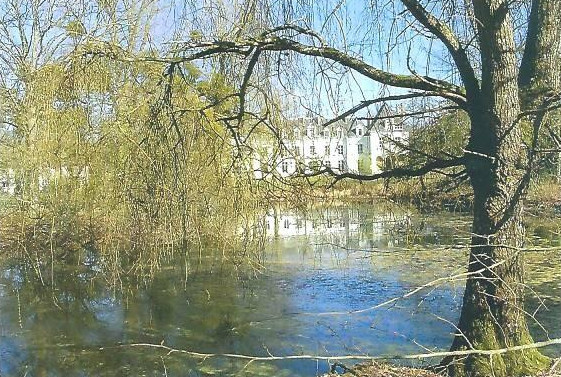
[112, 338, 561, 361]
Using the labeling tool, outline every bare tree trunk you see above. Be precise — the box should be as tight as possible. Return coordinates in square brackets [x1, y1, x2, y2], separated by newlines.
[444, 183, 550, 376]
[443, 1, 556, 375]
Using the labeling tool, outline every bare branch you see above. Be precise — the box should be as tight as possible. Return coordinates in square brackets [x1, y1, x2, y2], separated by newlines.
[115, 337, 561, 362]
[400, 0, 480, 100]
[118, 32, 468, 104]
[302, 156, 466, 184]
[322, 92, 454, 128]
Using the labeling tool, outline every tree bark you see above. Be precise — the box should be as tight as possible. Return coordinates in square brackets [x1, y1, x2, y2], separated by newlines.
[157, 1, 561, 374]
[441, 1, 559, 375]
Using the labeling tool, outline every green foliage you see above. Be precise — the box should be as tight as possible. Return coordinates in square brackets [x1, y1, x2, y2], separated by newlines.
[358, 154, 371, 174]
[0, 47, 264, 273]
[65, 20, 86, 38]
[408, 110, 469, 166]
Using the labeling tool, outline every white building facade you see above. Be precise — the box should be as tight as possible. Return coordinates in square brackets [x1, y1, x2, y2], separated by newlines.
[252, 107, 409, 179]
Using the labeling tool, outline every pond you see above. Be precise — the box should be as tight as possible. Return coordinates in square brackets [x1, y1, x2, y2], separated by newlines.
[0, 205, 559, 376]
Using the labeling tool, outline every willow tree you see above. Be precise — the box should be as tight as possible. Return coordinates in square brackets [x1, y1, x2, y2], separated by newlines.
[0, 0, 263, 271]
[129, 0, 560, 376]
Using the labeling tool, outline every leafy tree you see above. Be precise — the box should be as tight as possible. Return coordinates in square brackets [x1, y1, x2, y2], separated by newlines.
[408, 110, 470, 166]
[121, 1, 559, 376]
[2, 1, 560, 376]
[0, 0, 263, 272]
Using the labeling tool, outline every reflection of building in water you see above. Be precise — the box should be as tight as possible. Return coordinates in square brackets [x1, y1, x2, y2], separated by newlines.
[264, 207, 411, 247]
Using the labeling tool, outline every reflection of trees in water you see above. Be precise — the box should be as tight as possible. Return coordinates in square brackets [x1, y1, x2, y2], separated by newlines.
[0, 252, 299, 376]
[0, 209, 559, 375]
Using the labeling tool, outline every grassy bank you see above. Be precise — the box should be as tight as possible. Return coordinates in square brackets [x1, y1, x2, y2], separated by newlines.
[324, 359, 561, 377]
[325, 174, 560, 215]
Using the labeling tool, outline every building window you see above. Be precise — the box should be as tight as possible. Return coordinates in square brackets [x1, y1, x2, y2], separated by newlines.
[394, 123, 403, 131]
[323, 129, 330, 137]
[357, 128, 363, 136]
[337, 128, 342, 138]
[307, 128, 315, 137]
[310, 145, 316, 154]
[338, 160, 345, 171]
[284, 218, 290, 229]
[324, 145, 330, 155]
[337, 145, 344, 154]
[324, 160, 331, 168]
[282, 161, 289, 173]
[358, 144, 363, 154]
[293, 146, 300, 156]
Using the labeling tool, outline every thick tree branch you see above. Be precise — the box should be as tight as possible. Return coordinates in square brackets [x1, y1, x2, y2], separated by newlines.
[322, 92, 455, 128]
[238, 47, 261, 121]
[518, 0, 561, 94]
[165, 34, 467, 104]
[84, 30, 467, 105]
[300, 156, 465, 184]
[256, 37, 465, 104]
[400, 0, 480, 102]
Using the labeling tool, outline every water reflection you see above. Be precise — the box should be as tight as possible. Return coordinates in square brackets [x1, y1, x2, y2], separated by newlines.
[0, 205, 559, 376]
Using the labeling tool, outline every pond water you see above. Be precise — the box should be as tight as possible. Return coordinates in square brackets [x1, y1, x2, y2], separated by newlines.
[0, 205, 560, 376]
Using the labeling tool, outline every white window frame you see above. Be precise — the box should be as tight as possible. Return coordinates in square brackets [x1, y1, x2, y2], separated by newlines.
[338, 160, 345, 171]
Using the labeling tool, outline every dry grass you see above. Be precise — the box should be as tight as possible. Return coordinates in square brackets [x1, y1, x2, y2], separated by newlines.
[324, 358, 561, 377]
[325, 361, 441, 377]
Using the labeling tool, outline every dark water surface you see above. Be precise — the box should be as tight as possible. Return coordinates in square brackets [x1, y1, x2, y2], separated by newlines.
[0, 206, 559, 376]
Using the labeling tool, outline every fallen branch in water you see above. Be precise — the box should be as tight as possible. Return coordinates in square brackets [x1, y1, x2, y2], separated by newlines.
[109, 337, 561, 361]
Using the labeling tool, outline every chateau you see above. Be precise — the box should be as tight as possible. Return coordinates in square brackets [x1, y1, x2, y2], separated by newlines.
[252, 106, 409, 179]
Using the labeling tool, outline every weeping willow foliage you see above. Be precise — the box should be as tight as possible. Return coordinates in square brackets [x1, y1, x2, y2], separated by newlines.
[1, 51, 266, 273]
